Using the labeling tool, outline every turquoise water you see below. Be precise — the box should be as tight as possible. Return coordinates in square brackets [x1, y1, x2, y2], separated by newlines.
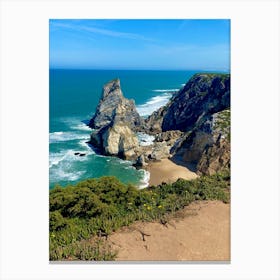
[49, 69, 199, 189]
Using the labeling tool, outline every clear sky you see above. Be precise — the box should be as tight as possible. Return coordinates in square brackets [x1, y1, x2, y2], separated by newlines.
[49, 19, 230, 71]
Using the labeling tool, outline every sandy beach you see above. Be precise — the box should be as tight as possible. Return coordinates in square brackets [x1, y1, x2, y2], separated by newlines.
[147, 158, 198, 186]
[109, 200, 230, 261]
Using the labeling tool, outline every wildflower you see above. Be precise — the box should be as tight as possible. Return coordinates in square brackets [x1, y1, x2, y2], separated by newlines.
[147, 206, 151, 210]
[158, 205, 162, 208]
[144, 203, 147, 207]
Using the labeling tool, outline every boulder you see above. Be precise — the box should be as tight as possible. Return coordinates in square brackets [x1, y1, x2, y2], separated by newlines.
[133, 154, 147, 168]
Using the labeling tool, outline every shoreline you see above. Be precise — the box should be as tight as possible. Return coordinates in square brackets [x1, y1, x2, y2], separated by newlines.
[146, 158, 198, 186]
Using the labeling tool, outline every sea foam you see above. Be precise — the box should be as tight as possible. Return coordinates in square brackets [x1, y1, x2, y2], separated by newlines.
[137, 169, 150, 189]
[152, 88, 179, 93]
[49, 131, 89, 143]
[137, 132, 155, 146]
[136, 92, 172, 117]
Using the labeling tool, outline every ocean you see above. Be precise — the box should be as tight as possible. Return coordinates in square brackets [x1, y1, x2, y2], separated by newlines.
[49, 69, 200, 189]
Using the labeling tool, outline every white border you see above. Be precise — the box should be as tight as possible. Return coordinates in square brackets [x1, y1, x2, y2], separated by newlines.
[0, 0, 279, 279]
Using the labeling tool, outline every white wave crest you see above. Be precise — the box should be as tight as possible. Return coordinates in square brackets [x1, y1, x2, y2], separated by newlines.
[137, 132, 155, 146]
[51, 167, 86, 182]
[137, 169, 150, 189]
[72, 124, 92, 131]
[152, 88, 179, 93]
[136, 92, 172, 117]
[49, 149, 89, 168]
[49, 131, 90, 143]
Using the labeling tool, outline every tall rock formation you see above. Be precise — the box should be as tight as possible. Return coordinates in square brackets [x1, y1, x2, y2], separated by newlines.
[89, 78, 142, 130]
[89, 79, 142, 160]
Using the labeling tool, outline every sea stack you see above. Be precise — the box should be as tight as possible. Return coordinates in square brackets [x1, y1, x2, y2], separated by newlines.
[89, 78, 142, 160]
[89, 78, 142, 130]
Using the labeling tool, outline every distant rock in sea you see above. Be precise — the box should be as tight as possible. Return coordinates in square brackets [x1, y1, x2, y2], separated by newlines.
[89, 78, 141, 160]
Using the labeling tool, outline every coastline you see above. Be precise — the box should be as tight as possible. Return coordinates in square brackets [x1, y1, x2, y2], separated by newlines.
[146, 158, 198, 186]
[109, 200, 230, 261]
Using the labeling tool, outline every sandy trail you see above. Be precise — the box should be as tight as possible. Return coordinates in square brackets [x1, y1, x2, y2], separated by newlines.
[108, 200, 230, 261]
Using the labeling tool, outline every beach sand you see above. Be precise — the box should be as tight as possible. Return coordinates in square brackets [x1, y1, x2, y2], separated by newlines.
[109, 200, 230, 261]
[147, 158, 198, 186]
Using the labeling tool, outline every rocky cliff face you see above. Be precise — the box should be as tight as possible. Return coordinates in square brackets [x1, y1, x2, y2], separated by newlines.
[89, 78, 142, 130]
[162, 73, 230, 132]
[89, 79, 142, 160]
[91, 122, 139, 159]
[88, 74, 230, 175]
[171, 109, 230, 175]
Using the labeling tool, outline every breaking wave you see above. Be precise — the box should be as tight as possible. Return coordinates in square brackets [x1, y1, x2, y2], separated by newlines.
[136, 92, 172, 117]
[49, 131, 90, 143]
[137, 132, 155, 146]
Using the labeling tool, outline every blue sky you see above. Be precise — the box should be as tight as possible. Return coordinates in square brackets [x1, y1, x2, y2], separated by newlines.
[49, 19, 230, 70]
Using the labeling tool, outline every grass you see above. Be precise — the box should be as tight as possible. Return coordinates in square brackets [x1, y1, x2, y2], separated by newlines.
[49, 170, 230, 261]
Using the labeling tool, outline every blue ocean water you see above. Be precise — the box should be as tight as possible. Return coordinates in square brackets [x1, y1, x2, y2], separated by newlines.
[49, 69, 199, 189]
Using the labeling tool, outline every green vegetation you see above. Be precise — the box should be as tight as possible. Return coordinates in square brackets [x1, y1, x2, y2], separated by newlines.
[214, 109, 230, 140]
[49, 171, 230, 261]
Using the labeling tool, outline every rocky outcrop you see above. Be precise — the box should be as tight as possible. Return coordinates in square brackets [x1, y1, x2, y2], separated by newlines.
[89, 78, 142, 130]
[172, 109, 230, 175]
[162, 74, 230, 132]
[87, 74, 230, 175]
[91, 122, 139, 159]
[89, 79, 141, 160]
[143, 106, 167, 134]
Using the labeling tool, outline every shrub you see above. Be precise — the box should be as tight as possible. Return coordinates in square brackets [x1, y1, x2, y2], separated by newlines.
[49, 171, 230, 260]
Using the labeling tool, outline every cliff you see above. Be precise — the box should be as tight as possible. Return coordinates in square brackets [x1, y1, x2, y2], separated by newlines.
[162, 73, 230, 132]
[88, 73, 230, 174]
[143, 73, 230, 174]
[172, 109, 230, 175]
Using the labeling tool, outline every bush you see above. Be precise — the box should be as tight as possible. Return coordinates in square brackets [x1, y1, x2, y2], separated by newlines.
[49, 171, 230, 260]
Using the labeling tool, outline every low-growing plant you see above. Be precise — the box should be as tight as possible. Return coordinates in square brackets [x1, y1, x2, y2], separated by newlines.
[49, 171, 230, 260]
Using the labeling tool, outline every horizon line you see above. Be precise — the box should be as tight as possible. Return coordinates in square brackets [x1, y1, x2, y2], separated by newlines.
[49, 67, 230, 72]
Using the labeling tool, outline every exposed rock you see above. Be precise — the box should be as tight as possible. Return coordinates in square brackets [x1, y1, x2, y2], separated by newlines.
[90, 122, 139, 160]
[133, 154, 147, 168]
[88, 78, 141, 160]
[155, 130, 184, 143]
[150, 141, 171, 161]
[197, 137, 230, 175]
[89, 78, 143, 130]
[143, 106, 167, 134]
[171, 109, 230, 175]
[87, 74, 230, 175]
[162, 73, 230, 132]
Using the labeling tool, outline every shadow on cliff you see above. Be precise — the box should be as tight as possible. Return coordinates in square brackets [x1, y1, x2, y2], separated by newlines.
[169, 155, 197, 173]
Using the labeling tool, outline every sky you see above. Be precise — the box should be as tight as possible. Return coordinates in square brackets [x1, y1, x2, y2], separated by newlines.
[49, 19, 230, 71]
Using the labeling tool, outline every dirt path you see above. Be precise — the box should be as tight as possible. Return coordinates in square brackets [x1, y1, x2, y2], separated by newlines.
[108, 200, 230, 261]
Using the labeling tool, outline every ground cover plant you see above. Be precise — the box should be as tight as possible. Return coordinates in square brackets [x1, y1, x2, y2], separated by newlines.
[49, 170, 230, 261]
